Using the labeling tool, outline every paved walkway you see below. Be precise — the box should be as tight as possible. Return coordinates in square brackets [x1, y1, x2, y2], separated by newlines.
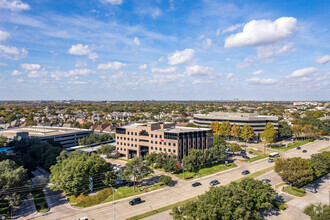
[12, 194, 37, 220]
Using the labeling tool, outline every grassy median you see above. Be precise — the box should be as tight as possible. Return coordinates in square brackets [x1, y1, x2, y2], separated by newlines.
[283, 186, 306, 197]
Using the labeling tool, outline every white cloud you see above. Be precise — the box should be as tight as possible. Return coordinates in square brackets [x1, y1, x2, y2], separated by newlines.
[168, 48, 194, 65]
[69, 68, 92, 76]
[316, 55, 330, 65]
[0, 30, 10, 41]
[11, 70, 22, 76]
[75, 60, 87, 68]
[252, 70, 263, 75]
[203, 38, 212, 48]
[0, 0, 30, 11]
[28, 68, 47, 78]
[68, 44, 98, 60]
[97, 61, 127, 70]
[0, 45, 28, 60]
[112, 72, 127, 80]
[133, 37, 140, 46]
[221, 23, 244, 34]
[139, 64, 147, 69]
[151, 8, 161, 19]
[226, 58, 230, 62]
[151, 67, 177, 74]
[50, 69, 93, 80]
[285, 67, 318, 78]
[102, 0, 123, 5]
[68, 44, 91, 55]
[224, 17, 297, 48]
[246, 78, 278, 84]
[0, 62, 7, 66]
[20, 63, 40, 70]
[185, 65, 214, 76]
[192, 79, 212, 84]
[216, 28, 221, 36]
[17, 78, 25, 82]
[226, 73, 234, 79]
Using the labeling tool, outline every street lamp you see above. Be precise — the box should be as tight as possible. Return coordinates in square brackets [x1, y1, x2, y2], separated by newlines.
[109, 183, 115, 220]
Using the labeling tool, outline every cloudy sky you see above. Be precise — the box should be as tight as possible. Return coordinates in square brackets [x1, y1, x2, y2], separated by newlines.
[0, 0, 329, 100]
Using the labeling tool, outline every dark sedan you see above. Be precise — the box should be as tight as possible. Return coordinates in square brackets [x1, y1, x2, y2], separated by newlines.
[192, 182, 202, 187]
[242, 170, 250, 175]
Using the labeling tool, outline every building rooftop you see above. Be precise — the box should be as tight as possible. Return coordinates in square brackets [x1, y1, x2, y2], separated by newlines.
[0, 126, 92, 137]
[157, 126, 210, 133]
[195, 112, 278, 120]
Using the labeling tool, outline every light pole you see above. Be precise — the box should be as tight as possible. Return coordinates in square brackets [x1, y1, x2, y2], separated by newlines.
[109, 183, 115, 220]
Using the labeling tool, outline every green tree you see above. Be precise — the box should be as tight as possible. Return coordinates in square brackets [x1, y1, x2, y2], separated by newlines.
[145, 152, 157, 167]
[260, 122, 277, 145]
[230, 123, 240, 141]
[278, 121, 293, 138]
[120, 157, 153, 191]
[159, 175, 172, 186]
[229, 143, 241, 153]
[0, 134, 7, 147]
[213, 135, 226, 147]
[311, 152, 330, 177]
[291, 124, 302, 138]
[96, 144, 115, 157]
[304, 203, 330, 220]
[171, 178, 277, 219]
[49, 151, 114, 194]
[275, 157, 314, 187]
[240, 124, 255, 147]
[0, 160, 29, 206]
[302, 125, 315, 138]
[219, 121, 231, 139]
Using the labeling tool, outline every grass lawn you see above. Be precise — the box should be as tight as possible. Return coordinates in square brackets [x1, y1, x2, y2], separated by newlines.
[318, 145, 330, 152]
[283, 186, 306, 197]
[68, 183, 166, 207]
[268, 139, 315, 151]
[128, 165, 275, 220]
[275, 182, 286, 189]
[175, 163, 237, 180]
[32, 189, 49, 212]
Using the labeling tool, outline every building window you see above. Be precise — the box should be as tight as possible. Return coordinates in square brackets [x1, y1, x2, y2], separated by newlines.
[173, 150, 176, 153]
[117, 147, 119, 150]
[173, 143, 176, 146]
[124, 148, 126, 151]
[151, 140, 153, 144]
[135, 139, 137, 141]
[135, 144, 137, 147]
[159, 148, 162, 151]
[117, 142, 119, 145]
[124, 143, 126, 146]
[155, 147, 158, 150]
[160, 135, 162, 139]
[135, 132, 137, 135]
[155, 141, 158, 144]
[151, 147, 153, 150]
[159, 142, 162, 145]
[155, 134, 158, 138]
[168, 149, 171, 152]
[169, 143, 171, 146]
[120, 142, 122, 145]
[151, 134, 153, 138]
[164, 148, 166, 152]
[124, 137, 126, 140]
[120, 137, 122, 139]
[164, 142, 167, 145]
[120, 148, 122, 150]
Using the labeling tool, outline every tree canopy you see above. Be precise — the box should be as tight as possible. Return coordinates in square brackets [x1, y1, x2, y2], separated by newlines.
[311, 152, 330, 177]
[240, 124, 255, 144]
[260, 122, 277, 144]
[278, 121, 293, 138]
[49, 151, 115, 194]
[171, 178, 277, 219]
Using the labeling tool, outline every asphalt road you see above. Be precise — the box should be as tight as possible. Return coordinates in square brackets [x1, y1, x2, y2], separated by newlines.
[32, 139, 329, 220]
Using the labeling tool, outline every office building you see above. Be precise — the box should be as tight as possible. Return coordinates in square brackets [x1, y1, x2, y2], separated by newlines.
[0, 126, 93, 147]
[115, 122, 213, 160]
[193, 112, 278, 134]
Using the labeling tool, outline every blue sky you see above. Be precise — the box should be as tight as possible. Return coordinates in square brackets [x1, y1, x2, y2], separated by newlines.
[0, 0, 329, 100]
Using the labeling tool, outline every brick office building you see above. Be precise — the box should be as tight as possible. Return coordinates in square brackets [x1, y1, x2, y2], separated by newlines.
[115, 122, 213, 160]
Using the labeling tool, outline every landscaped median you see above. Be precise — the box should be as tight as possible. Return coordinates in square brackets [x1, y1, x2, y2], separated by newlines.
[267, 139, 315, 151]
[242, 150, 269, 163]
[175, 163, 237, 180]
[282, 186, 306, 197]
[68, 183, 166, 207]
[32, 189, 49, 212]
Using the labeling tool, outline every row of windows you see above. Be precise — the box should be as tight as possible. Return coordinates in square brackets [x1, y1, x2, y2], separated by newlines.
[193, 117, 278, 124]
[116, 147, 176, 153]
[124, 131, 163, 139]
[116, 141, 176, 147]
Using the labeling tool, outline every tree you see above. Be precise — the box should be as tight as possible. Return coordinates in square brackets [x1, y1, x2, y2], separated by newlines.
[210, 121, 220, 135]
[0, 134, 7, 147]
[230, 123, 240, 141]
[0, 160, 29, 206]
[219, 121, 231, 139]
[304, 203, 330, 220]
[311, 152, 330, 177]
[260, 122, 277, 145]
[96, 144, 115, 157]
[291, 124, 302, 138]
[278, 121, 293, 138]
[240, 124, 255, 147]
[171, 178, 277, 219]
[120, 157, 153, 191]
[213, 135, 226, 147]
[229, 143, 241, 153]
[275, 157, 314, 187]
[159, 175, 172, 186]
[302, 125, 315, 138]
[49, 151, 115, 194]
[145, 152, 158, 167]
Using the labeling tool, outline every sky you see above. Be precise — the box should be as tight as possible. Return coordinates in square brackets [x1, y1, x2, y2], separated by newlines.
[0, 0, 329, 101]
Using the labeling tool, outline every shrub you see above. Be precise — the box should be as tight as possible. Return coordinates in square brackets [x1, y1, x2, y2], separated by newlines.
[159, 175, 172, 186]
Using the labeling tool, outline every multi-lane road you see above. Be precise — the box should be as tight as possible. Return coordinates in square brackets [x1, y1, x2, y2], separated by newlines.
[33, 139, 329, 220]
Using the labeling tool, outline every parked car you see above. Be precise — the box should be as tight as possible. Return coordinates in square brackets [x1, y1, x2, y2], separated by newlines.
[296, 146, 301, 150]
[77, 217, 88, 220]
[262, 179, 271, 183]
[192, 182, 202, 187]
[242, 170, 250, 175]
[324, 137, 329, 141]
[302, 150, 307, 153]
[268, 158, 274, 163]
[209, 180, 220, 186]
[129, 198, 142, 205]
[303, 187, 317, 193]
[240, 150, 246, 155]
[248, 151, 253, 154]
